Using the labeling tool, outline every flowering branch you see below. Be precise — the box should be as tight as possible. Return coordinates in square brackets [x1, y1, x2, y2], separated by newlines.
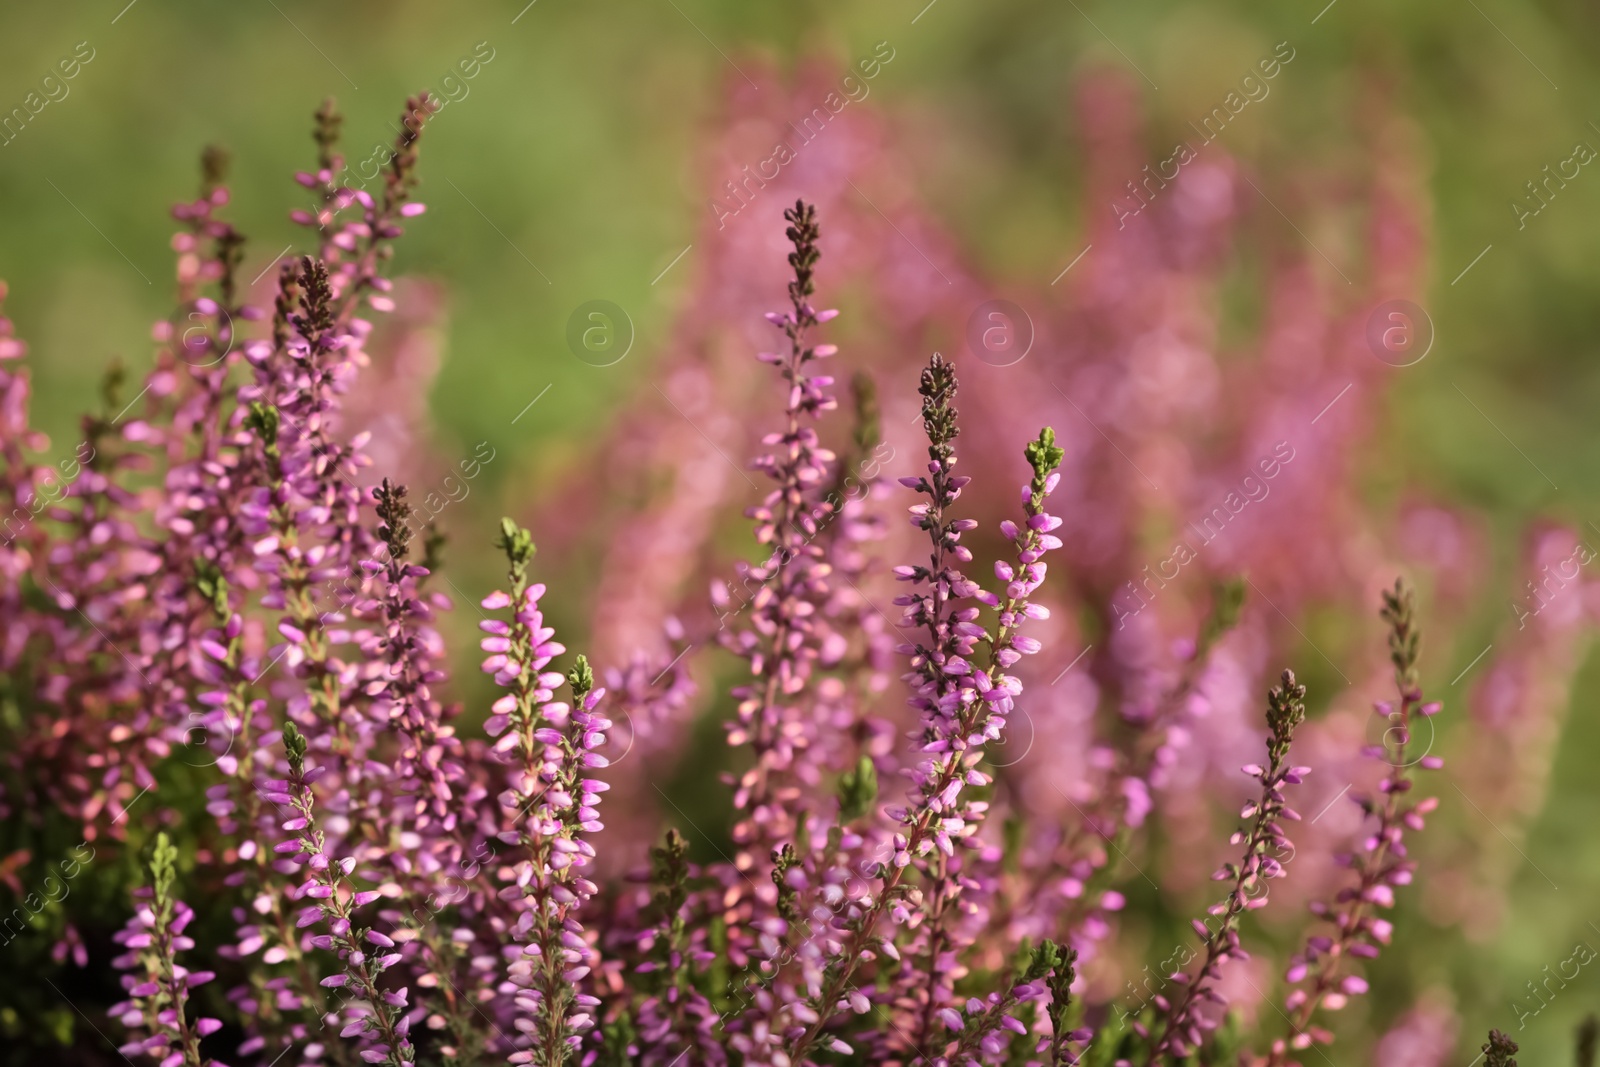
[366, 479, 455, 816]
[1044, 944, 1087, 1066]
[1147, 669, 1308, 1062]
[111, 833, 222, 1066]
[273, 722, 414, 1066]
[784, 372, 1065, 1063]
[721, 198, 841, 863]
[1265, 580, 1443, 1065]
[945, 939, 1082, 1064]
[1483, 1029, 1519, 1067]
[507, 656, 610, 1066]
[892, 351, 980, 1054]
[481, 520, 610, 1065]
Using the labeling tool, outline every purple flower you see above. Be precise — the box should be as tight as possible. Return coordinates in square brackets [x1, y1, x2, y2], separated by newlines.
[1267, 581, 1442, 1065]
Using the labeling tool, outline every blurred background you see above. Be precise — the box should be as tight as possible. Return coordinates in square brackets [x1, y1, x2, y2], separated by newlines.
[2, 0, 1598, 1063]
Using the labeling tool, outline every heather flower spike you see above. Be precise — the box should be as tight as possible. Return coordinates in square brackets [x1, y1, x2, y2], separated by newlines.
[505, 646, 611, 1066]
[784, 353, 1067, 1064]
[1482, 1029, 1518, 1067]
[480, 515, 609, 1064]
[719, 195, 843, 878]
[374, 477, 412, 559]
[500, 514, 536, 581]
[277, 721, 416, 1066]
[1148, 669, 1308, 1062]
[1026, 425, 1065, 490]
[569, 653, 595, 696]
[110, 833, 221, 1066]
[1267, 578, 1442, 1065]
[944, 939, 1075, 1065]
[1042, 942, 1088, 1067]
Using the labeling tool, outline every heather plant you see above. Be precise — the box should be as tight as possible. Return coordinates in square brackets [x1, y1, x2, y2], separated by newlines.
[0, 85, 1571, 1067]
[1481, 1029, 1519, 1067]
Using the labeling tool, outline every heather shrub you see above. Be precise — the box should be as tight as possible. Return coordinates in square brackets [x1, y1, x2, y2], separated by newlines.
[0, 83, 1583, 1067]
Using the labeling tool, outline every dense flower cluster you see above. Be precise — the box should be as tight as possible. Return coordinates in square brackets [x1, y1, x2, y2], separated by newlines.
[0, 77, 1571, 1067]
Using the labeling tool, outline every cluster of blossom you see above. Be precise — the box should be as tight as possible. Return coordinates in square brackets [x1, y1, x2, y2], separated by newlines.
[478, 517, 613, 1062]
[111, 833, 225, 1066]
[0, 69, 1564, 1067]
